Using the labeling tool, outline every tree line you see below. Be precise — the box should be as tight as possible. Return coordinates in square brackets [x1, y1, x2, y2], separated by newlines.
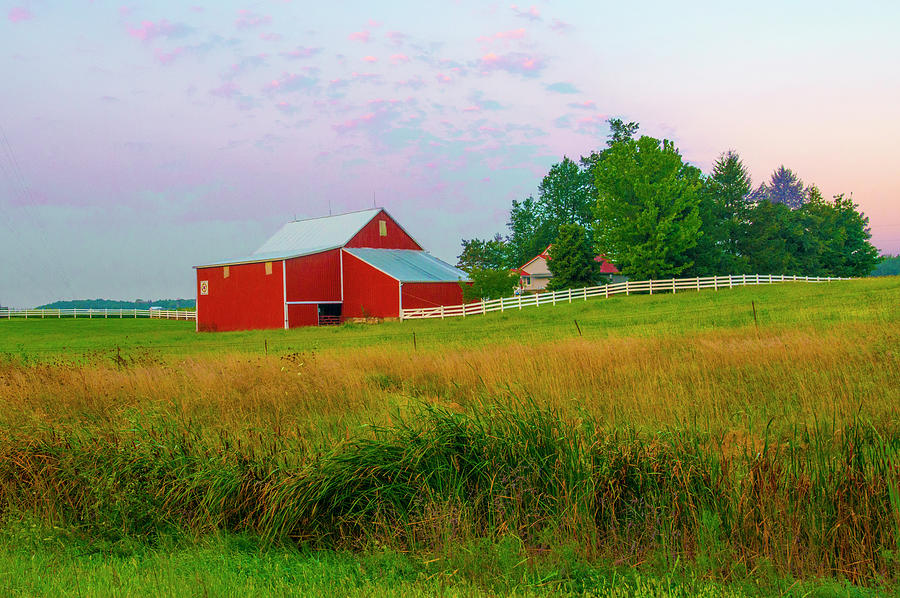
[458, 119, 881, 297]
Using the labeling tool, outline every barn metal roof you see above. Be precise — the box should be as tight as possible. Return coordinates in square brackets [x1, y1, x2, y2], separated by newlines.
[343, 248, 470, 283]
[195, 208, 395, 268]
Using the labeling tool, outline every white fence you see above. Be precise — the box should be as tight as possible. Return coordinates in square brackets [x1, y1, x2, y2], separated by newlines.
[400, 274, 850, 320]
[0, 308, 196, 321]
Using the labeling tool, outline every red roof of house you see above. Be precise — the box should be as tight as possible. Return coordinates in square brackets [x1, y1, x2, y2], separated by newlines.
[520, 244, 619, 275]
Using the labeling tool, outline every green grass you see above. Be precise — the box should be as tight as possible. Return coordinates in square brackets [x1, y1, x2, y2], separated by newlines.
[1, 277, 897, 360]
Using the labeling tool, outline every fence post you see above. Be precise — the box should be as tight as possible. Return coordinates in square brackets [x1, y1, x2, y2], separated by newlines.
[552, 291, 556, 306]
[568, 289, 572, 303]
[583, 287, 587, 301]
[605, 285, 609, 298]
[441, 305, 445, 319]
[714, 276, 718, 291]
[649, 279, 653, 295]
[696, 277, 700, 291]
[518, 295, 522, 310]
[672, 278, 676, 294]
[626, 281, 630, 296]
[482, 300, 486, 315]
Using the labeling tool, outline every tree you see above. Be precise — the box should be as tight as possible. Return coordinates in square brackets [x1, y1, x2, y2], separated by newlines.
[537, 156, 594, 237]
[795, 191, 880, 277]
[505, 195, 554, 269]
[751, 165, 807, 209]
[457, 234, 508, 273]
[546, 224, 600, 290]
[592, 135, 703, 279]
[460, 267, 520, 302]
[686, 150, 753, 275]
[739, 200, 803, 274]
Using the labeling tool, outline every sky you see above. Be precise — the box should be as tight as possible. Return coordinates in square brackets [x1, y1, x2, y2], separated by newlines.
[1, 0, 899, 307]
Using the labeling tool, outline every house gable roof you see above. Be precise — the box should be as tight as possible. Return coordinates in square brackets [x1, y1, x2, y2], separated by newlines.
[343, 248, 470, 283]
[518, 244, 620, 275]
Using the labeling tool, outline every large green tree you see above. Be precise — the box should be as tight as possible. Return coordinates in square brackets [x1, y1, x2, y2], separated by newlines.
[592, 136, 702, 279]
[460, 267, 520, 301]
[537, 156, 594, 238]
[739, 200, 803, 274]
[546, 223, 599, 290]
[795, 191, 880, 277]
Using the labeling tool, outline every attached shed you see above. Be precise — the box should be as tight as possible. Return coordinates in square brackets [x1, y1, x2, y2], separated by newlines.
[194, 208, 469, 331]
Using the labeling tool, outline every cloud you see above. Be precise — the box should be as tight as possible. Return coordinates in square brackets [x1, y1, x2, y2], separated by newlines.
[210, 81, 240, 98]
[226, 54, 268, 77]
[281, 46, 321, 60]
[549, 19, 574, 33]
[154, 47, 184, 65]
[468, 91, 504, 111]
[127, 19, 193, 42]
[479, 28, 526, 44]
[265, 72, 318, 93]
[274, 102, 297, 115]
[395, 76, 425, 90]
[568, 100, 597, 111]
[363, 55, 378, 63]
[545, 82, 579, 94]
[478, 52, 545, 77]
[436, 73, 452, 84]
[387, 31, 409, 45]
[510, 5, 541, 21]
[259, 32, 282, 41]
[575, 113, 609, 135]
[554, 114, 573, 129]
[390, 53, 409, 64]
[235, 10, 270, 29]
[8, 6, 32, 22]
[349, 30, 370, 42]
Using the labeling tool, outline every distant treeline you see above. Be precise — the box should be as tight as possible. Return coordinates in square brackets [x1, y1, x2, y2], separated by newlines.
[35, 299, 196, 310]
[872, 255, 900, 276]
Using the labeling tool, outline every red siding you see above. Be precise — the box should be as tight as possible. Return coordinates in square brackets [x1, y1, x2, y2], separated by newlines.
[345, 210, 421, 250]
[401, 282, 464, 310]
[197, 261, 284, 332]
[285, 249, 342, 302]
[341, 251, 400, 318]
[287, 304, 318, 328]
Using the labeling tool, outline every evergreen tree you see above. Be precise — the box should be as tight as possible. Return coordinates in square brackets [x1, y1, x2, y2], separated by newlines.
[752, 165, 807, 209]
[686, 151, 753, 275]
[546, 224, 599, 290]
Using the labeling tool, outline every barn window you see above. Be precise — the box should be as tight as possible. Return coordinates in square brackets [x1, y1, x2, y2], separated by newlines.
[378, 220, 387, 237]
[265, 261, 273, 275]
[223, 266, 230, 278]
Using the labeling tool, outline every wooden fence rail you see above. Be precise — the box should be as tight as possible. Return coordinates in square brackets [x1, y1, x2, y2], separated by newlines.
[0, 308, 196, 321]
[400, 273, 850, 321]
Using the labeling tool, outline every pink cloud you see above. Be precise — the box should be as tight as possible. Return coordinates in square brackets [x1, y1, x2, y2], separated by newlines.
[436, 73, 452, 84]
[483, 28, 526, 42]
[259, 32, 282, 41]
[390, 53, 409, 64]
[568, 101, 597, 111]
[275, 101, 297, 114]
[281, 46, 321, 59]
[333, 112, 377, 133]
[210, 80, 240, 98]
[235, 10, 270, 29]
[479, 52, 544, 76]
[550, 18, 574, 33]
[7, 6, 32, 22]
[511, 5, 540, 21]
[575, 113, 610, 134]
[154, 47, 184, 65]
[387, 31, 408, 45]
[363, 55, 378, 63]
[265, 72, 318, 93]
[127, 19, 191, 42]
[349, 30, 370, 42]
[367, 19, 382, 28]
[462, 106, 480, 112]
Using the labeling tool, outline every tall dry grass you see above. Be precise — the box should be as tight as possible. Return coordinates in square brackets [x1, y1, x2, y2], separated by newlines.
[1, 316, 898, 584]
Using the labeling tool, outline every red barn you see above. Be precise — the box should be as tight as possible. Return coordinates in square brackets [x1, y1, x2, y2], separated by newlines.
[193, 208, 469, 331]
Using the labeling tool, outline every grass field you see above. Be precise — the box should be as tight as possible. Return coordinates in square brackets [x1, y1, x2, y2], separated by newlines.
[1, 277, 898, 596]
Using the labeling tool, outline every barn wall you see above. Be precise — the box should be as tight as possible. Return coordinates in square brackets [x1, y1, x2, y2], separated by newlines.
[287, 303, 318, 328]
[401, 282, 464, 310]
[196, 260, 284, 332]
[341, 251, 400, 318]
[284, 249, 342, 302]
[345, 210, 421, 250]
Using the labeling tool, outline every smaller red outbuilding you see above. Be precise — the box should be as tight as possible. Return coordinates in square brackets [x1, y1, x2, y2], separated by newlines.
[194, 208, 469, 332]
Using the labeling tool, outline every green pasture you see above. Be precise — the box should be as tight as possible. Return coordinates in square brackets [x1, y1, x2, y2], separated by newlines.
[1, 277, 897, 359]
